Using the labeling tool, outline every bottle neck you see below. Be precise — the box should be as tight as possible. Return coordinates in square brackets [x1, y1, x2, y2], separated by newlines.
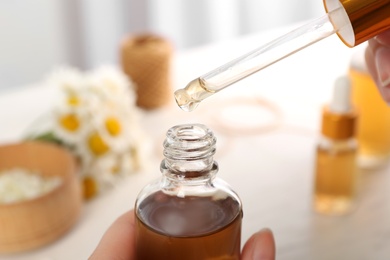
[161, 124, 218, 181]
[318, 136, 357, 152]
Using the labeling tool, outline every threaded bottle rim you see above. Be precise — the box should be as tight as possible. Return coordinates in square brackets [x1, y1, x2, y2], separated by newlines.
[163, 124, 216, 161]
[162, 124, 217, 175]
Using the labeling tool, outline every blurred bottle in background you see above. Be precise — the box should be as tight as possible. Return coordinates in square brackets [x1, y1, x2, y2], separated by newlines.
[349, 47, 390, 169]
[314, 76, 358, 216]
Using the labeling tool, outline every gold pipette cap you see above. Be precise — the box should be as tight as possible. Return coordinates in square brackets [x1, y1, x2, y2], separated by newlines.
[324, 0, 390, 47]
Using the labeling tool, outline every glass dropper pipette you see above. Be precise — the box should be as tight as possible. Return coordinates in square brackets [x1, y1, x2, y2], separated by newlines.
[174, 0, 390, 112]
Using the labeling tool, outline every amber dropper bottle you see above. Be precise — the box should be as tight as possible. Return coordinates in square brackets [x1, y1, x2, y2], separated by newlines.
[134, 124, 242, 260]
[314, 76, 358, 215]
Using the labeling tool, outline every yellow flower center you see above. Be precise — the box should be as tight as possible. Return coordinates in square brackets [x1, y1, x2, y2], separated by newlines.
[67, 95, 80, 106]
[83, 176, 98, 199]
[105, 117, 121, 136]
[88, 132, 109, 156]
[59, 114, 80, 132]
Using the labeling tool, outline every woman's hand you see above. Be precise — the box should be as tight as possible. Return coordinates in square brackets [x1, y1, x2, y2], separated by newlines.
[365, 30, 390, 102]
[89, 210, 276, 260]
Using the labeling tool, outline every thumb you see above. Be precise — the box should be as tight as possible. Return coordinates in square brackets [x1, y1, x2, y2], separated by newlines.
[241, 228, 275, 260]
[89, 210, 136, 260]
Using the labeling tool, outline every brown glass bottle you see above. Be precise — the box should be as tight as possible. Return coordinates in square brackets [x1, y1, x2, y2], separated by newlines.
[134, 124, 242, 260]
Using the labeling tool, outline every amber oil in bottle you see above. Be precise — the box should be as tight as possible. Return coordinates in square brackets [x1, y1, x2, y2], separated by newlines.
[134, 124, 242, 260]
[314, 76, 358, 215]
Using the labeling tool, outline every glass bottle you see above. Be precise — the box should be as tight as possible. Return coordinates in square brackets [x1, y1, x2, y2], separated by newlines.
[314, 76, 358, 215]
[134, 124, 243, 260]
[349, 47, 390, 168]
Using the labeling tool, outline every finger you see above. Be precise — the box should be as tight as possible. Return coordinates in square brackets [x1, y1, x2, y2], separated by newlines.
[89, 210, 136, 260]
[375, 45, 390, 90]
[365, 43, 378, 85]
[368, 37, 381, 53]
[366, 36, 390, 102]
[375, 30, 390, 46]
[241, 228, 276, 260]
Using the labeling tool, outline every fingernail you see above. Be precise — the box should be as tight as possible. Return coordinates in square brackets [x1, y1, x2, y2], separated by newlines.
[375, 46, 390, 89]
[258, 228, 272, 234]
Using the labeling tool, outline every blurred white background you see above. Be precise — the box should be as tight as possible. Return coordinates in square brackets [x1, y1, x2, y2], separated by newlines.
[0, 0, 324, 90]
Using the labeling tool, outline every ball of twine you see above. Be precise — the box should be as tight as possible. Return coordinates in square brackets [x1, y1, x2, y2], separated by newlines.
[121, 34, 173, 109]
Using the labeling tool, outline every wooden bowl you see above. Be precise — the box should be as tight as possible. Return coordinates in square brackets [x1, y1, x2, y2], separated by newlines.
[0, 141, 83, 253]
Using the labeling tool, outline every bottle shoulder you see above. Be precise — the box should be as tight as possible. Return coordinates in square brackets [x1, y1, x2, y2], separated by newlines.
[135, 176, 242, 210]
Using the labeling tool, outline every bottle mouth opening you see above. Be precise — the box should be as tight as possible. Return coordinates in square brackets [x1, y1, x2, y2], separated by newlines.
[169, 124, 212, 141]
[163, 124, 217, 170]
[164, 124, 216, 155]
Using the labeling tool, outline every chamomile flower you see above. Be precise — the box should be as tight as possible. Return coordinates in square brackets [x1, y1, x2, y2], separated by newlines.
[87, 66, 136, 107]
[53, 104, 89, 145]
[40, 66, 149, 199]
[47, 67, 85, 107]
[94, 115, 129, 154]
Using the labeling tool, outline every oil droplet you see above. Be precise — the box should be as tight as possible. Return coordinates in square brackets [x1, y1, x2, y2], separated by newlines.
[174, 89, 199, 112]
[174, 78, 214, 112]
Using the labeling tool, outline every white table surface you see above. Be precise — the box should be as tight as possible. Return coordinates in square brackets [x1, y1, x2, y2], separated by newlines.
[1, 25, 390, 260]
